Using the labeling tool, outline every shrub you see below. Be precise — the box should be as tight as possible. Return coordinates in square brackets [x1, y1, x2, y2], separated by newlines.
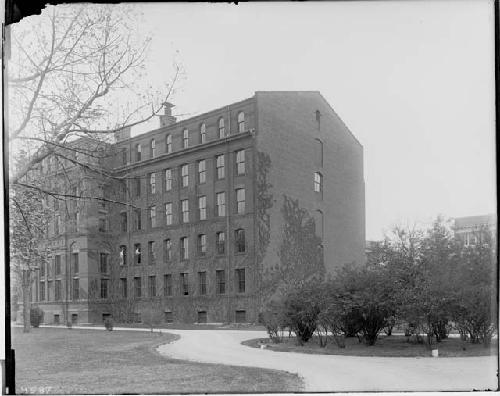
[30, 307, 44, 328]
[283, 284, 320, 344]
[104, 317, 114, 331]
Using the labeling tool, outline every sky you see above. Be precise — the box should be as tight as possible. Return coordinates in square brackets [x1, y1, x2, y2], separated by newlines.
[18, 0, 497, 241]
[131, 1, 496, 240]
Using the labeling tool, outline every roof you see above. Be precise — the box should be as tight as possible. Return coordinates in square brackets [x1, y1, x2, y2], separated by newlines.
[454, 214, 496, 229]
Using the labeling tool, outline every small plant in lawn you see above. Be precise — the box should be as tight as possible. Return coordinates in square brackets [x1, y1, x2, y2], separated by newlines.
[104, 317, 114, 331]
[30, 307, 44, 328]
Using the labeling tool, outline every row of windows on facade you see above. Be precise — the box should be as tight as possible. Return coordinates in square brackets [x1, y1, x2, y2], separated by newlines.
[120, 189, 246, 233]
[128, 150, 246, 199]
[39, 252, 110, 279]
[37, 269, 246, 301]
[124, 113, 247, 165]
[120, 228, 246, 266]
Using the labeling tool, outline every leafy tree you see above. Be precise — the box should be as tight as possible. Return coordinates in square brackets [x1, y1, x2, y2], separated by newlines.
[451, 226, 497, 345]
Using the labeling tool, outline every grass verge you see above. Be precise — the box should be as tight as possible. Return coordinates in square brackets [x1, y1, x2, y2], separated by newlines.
[13, 327, 303, 394]
[243, 335, 498, 357]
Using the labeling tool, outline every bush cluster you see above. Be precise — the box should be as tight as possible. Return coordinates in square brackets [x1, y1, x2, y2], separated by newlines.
[30, 306, 44, 328]
[261, 218, 497, 348]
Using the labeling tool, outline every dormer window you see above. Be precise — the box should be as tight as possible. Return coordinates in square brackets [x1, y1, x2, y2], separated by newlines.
[219, 118, 225, 138]
[200, 123, 206, 144]
[136, 144, 142, 162]
[237, 112, 245, 133]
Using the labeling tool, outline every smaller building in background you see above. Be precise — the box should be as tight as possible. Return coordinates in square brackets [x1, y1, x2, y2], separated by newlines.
[453, 214, 497, 247]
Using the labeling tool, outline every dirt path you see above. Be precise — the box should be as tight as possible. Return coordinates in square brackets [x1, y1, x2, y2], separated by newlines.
[157, 329, 498, 392]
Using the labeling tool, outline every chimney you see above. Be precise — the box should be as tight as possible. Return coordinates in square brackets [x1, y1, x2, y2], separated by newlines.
[114, 126, 131, 142]
[159, 102, 177, 127]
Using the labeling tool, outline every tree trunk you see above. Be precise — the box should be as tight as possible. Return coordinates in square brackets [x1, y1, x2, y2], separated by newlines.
[22, 271, 31, 333]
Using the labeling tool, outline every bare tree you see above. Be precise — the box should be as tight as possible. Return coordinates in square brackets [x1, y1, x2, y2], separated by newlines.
[6, 4, 181, 331]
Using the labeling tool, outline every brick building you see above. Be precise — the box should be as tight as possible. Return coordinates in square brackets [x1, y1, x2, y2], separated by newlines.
[24, 91, 365, 325]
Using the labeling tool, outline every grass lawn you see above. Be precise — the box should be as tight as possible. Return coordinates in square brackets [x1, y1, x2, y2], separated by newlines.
[12, 327, 303, 394]
[243, 334, 498, 358]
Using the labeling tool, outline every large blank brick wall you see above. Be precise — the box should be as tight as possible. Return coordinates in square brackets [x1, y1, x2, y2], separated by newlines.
[255, 91, 365, 274]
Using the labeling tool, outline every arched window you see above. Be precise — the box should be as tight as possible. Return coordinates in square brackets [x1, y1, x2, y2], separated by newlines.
[218, 118, 225, 138]
[314, 172, 322, 193]
[314, 138, 324, 168]
[200, 123, 206, 144]
[165, 134, 172, 154]
[183, 129, 189, 148]
[151, 139, 156, 158]
[237, 112, 245, 133]
[135, 144, 142, 162]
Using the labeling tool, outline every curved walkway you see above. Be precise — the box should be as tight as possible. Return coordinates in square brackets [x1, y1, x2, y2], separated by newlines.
[157, 329, 498, 392]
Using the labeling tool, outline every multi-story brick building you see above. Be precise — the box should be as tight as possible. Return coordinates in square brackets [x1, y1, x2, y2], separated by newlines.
[23, 91, 365, 325]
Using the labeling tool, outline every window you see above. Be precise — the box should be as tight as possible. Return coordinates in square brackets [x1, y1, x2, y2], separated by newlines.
[237, 112, 245, 133]
[183, 129, 189, 148]
[236, 188, 246, 214]
[200, 123, 206, 144]
[165, 203, 173, 225]
[149, 173, 156, 194]
[197, 234, 207, 256]
[198, 196, 207, 220]
[235, 310, 246, 323]
[216, 231, 225, 255]
[216, 192, 226, 216]
[54, 214, 60, 235]
[148, 275, 156, 297]
[198, 160, 206, 184]
[165, 169, 172, 191]
[218, 118, 225, 138]
[40, 263, 45, 277]
[164, 311, 173, 323]
[314, 172, 322, 193]
[216, 270, 226, 294]
[134, 277, 141, 298]
[198, 272, 207, 295]
[134, 243, 142, 265]
[135, 208, 142, 230]
[235, 268, 246, 293]
[47, 281, 53, 301]
[216, 155, 225, 179]
[164, 239, 172, 262]
[39, 282, 45, 301]
[236, 150, 245, 175]
[122, 149, 128, 165]
[149, 206, 157, 228]
[120, 245, 127, 266]
[235, 229, 246, 253]
[100, 279, 109, 299]
[120, 278, 127, 298]
[181, 199, 189, 223]
[198, 311, 207, 323]
[72, 253, 79, 274]
[136, 144, 142, 162]
[72, 278, 79, 300]
[151, 139, 156, 158]
[180, 273, 189, 295]
[148, 241, 156, 264]
[181, 164, 189, 187]
[55, 280, 62, 301]
[54, 255, 61, 276]
[315, 110, 321, 129]
[98, 218, 107, 232]
[120, 212, 128, 232]
[75, 212, 80, 232]
[180, 237, 189, 260]
[54, 314, 60, 324]
[166, 134, 172, 154]
[135, 177, 141, 197]
[164, 274, 172, 296]
[100, 253, 109, 273]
